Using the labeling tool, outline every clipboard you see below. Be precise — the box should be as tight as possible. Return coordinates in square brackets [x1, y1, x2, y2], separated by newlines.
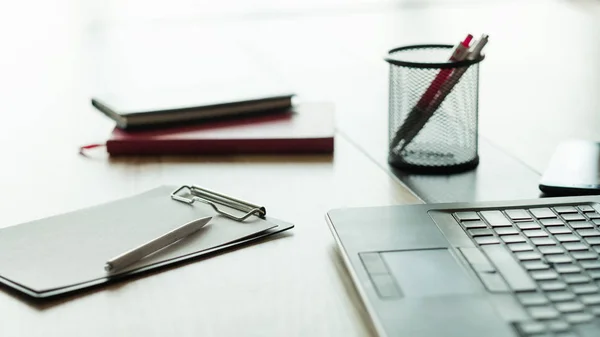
[0, 185, 294, 299]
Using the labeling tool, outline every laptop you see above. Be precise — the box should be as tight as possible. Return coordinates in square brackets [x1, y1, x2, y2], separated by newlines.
[327, 196, 600, 337]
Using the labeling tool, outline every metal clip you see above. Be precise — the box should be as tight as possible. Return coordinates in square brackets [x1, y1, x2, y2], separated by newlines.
[171, 185, 266, 222]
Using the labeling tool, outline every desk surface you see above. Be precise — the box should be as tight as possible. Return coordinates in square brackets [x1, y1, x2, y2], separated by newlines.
[1, 0, 600, 336]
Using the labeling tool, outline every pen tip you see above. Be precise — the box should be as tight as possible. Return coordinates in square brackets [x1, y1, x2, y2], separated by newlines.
[462, 34, 473, 46]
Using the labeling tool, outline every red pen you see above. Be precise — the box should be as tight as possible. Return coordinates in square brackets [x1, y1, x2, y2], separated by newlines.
[415, 34, 473, 110]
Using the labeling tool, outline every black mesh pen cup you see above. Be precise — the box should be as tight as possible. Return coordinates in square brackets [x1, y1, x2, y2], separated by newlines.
[386, 44, 484, 173]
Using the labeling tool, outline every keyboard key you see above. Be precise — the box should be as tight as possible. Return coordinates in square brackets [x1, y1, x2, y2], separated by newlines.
[494, 227, 519, 236]
[523, 229, 548, 238]
[554, 206, 578, 214]
[546, 255, 573, 264]
[468, 228, 493, 237]
[571, 251, 598, 260]
[505, 209, 531, 220]
[584, 237, 600, 245]
[478, 272, 509, 292]
[462, 220, 487, 229]
[554, 264, 582, 274]
[591, 305, 600, 316]
[589, 270, 600, 280]
[541, 218, 564, 226]
[548, 226, 572, 234]
[474, 236, 500, 245]
[563, 274, 591, 284]
[577, 229, 600, 237]
[530, 208, 556, 218]
[517, 221, 541, 230]
[531, 270, 559, 281]
[554, 234, 580, 243]
[539, 281, 567, 291]
[564, 312, 593, 324]
[578, 205, 595, 212]
[594, 246, 600, 253]
[548, 291, 576, 302]
[581, 261, 600, 270]
[480, 211, 511, 227]
[531, 237, 556, 246]
[538, 246, 565, 255]
[529, 305, 560, 320]
[556, 301, 585, 313]
[481, 245, 537, 292]
[569, 221, 594, 229]
[508, 243, 534, 252]
[572, 284, 599, 294]
[586, 212, 600, 219]
[523, 261, 550, 271]
[455, 211, 480, 221]
[518, 293, 550, 306]
[459, 247, 496, 273]
[515, 251, 542, 261]
[516, 322, 546, 335]
[502, 235, 527, 244]
[563, 242, 588, 251]
[593, 219, 600, 225]
[563, 213, 586, 221]
[580, 294, 600, 305]
[547, 320, 570, 333]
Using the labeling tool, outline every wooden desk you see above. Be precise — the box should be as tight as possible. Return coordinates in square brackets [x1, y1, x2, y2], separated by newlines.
[0, 0, 599, 336]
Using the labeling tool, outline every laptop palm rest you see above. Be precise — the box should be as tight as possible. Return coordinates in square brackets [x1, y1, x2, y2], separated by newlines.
[381, 249, 476, 297]
[373, 249, 515, 337]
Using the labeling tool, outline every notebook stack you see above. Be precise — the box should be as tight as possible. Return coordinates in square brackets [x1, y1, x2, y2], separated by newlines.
[91, 86, 335, 156]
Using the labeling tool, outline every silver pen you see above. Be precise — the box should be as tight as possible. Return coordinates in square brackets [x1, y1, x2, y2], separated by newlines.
[105, 216, 213, 272]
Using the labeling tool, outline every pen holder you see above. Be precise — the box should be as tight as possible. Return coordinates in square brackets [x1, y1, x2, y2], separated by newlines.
[386, 44, 484, 173]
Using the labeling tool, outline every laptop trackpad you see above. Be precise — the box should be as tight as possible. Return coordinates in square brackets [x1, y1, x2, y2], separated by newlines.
[381, 249, 476, 297]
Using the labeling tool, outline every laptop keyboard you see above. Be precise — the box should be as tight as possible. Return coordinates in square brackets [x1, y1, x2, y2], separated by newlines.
[452, 204, 600, 336]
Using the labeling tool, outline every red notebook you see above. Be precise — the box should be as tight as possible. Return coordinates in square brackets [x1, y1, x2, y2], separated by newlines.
[102, 103, 334, 156]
